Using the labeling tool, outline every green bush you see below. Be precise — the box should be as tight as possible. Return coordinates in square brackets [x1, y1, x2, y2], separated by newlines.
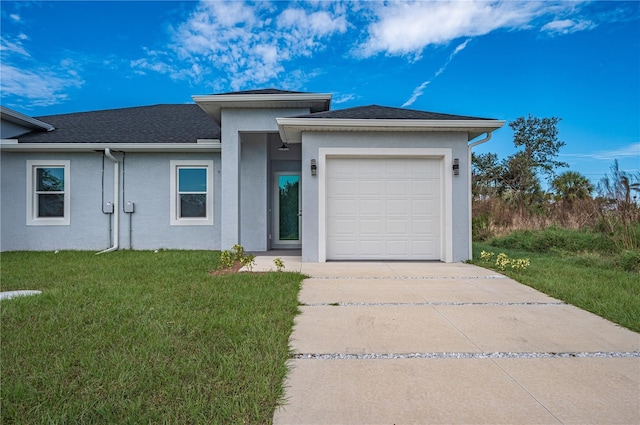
[617, 250, 640, 273]
[490, 226, 616, 254]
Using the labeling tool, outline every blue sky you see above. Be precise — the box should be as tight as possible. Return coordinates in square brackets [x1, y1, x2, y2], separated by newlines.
[1, 1, 638, 187]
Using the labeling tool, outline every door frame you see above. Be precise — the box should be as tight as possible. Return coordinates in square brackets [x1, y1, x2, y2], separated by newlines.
[273, 171, 302, 248]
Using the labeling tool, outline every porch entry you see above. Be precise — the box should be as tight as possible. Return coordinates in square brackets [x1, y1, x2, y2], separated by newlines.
[273, 172, 301, 248]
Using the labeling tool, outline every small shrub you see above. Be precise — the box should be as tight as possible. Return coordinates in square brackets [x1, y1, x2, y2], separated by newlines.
[240, 253, 256, 272]
[273, 258, 285, 272]
[218, 250, 234, 270]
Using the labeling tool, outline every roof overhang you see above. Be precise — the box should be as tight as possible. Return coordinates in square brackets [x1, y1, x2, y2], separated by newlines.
[0, 106, 55, 132]
[276, 118, 506, 143]
[192, 93, 332, 124]
[0, 140, 221, 153]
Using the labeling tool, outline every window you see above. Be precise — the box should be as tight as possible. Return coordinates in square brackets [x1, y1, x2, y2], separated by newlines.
[26, 160, 70, 226]
[170, 160, 214, 225]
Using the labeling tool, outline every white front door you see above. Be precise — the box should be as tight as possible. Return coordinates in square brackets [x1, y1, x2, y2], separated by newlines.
[273, 172, 301, 247]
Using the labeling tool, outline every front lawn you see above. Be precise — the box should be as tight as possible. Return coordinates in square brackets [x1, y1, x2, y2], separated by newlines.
[471, 241, 640, 333]
[1, 251, 303, 424]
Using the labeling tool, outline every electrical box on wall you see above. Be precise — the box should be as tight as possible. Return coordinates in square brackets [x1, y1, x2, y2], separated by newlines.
[104, 202, 114, 214]
[124, 201, 135, 213]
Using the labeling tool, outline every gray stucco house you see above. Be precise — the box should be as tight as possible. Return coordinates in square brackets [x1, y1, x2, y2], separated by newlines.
[1, 89, 504, 262]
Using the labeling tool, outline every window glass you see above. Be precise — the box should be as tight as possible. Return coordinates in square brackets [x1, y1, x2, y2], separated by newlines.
[177, 167, 207, 218]
[36, 167, 65, 191]
[170, 160, 213, 226]
[27, 160, 70, 225]
[178, 168, 206, 192]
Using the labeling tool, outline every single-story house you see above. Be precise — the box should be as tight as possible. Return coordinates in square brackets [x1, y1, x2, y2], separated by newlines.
[0, 89, 504, 262]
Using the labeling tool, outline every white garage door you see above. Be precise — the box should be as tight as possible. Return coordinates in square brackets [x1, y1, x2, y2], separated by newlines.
[326, 157, 442, 260]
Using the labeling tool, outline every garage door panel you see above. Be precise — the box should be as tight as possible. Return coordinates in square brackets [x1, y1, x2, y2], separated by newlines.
[385, 180, 412, 196]
[360, 240, 384, 255]
[330, 199, 357, 215]
[360, 219, 384, 234]
[359, 180, 383, 196]
[360, 199, 383, 215]
[329, 219, 357, 235]
[386, 199, 411, 215]
[412, 219, 438, 235]
[386, 240, 409, 256]
[386, 219, 409, 235]
[328, 179, 357, 196]
[327, 157, 441, 260]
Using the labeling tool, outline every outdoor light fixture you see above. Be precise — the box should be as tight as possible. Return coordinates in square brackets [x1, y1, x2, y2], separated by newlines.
[278, 142, 290, 152]
[311, 159, 317, 176]
[452, 158, 460, 176]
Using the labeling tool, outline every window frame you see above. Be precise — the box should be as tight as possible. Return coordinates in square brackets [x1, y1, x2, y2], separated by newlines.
[26, 159, 71, 226]
[170, 160, 214, 226]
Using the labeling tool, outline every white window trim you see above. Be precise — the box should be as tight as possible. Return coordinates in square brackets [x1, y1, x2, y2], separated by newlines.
[317, 148, 452, 263]
[26, 159, 70, 226]
[170, 160, 214, 226]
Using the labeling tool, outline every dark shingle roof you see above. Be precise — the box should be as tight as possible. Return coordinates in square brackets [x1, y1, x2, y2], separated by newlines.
[18, 104, 219, 144]
[213, 88, 308, 96]
[293, 105, 494, 121]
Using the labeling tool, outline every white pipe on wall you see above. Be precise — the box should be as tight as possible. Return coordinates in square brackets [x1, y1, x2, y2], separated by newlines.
[467, 131, 494, 259]
[96, 148, 120, 254]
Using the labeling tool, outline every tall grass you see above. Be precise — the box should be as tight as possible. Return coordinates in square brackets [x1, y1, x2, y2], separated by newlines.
[1, 251, 303, 424]
[473, 197, 640, 252]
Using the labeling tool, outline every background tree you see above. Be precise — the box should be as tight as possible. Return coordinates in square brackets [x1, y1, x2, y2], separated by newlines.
[472, 114, 567, 205]
[598, 159, 640, 210]
[551, 171, 593, 203]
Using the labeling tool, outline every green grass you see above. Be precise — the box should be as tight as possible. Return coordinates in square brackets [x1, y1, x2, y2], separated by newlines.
[471, 241, 640, 333]
[0, 251, 303, 424]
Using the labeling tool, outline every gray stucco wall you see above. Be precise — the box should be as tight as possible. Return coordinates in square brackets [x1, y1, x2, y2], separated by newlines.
[0, 151, 221, 251]
[299, 131, 471, 263]
[1, 120, 32, 139]
[219, 108, 308, 250]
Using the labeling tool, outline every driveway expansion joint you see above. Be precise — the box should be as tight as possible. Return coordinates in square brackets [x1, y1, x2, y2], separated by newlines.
[292, 351, 640, 360]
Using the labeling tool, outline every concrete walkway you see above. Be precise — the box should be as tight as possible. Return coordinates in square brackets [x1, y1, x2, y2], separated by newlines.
[248, 256, 640, 424]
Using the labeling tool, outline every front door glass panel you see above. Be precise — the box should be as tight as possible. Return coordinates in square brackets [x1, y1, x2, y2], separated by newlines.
[278, 175, 300, 241]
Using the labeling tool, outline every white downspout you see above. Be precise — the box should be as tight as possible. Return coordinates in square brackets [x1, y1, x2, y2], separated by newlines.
[467, 131, 493, 260]
[97, 148, 119, 254]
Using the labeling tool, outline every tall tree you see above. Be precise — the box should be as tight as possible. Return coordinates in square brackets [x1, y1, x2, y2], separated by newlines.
[551, 171, 593, 203]
[508, 115, 568, 184]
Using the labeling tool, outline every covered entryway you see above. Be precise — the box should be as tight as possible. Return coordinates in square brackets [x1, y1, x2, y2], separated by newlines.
[326, 157, 442, 260]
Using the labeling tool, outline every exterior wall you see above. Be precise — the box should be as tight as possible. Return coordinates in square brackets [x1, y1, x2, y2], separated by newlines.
[220, 108, 309, 250]
[300, 131, 471, 263]
[1, 120, 31, 139]
[239, 133, 268, 251]
[0, 151, 221, 251]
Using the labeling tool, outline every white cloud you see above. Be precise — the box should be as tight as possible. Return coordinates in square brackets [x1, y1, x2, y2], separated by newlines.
[357, 1, 546, 59]
[0, 63, 84, 107]
[402, 81, 430, 108]
[402, 38, 470, 107]
[132, 1, 348, 91]
[541, 19, 596, 35]
[1, 36, 84, 107]
[333, 93, 356, 104]
[563, 143, 640, 161]
[1, 35, 30, 57]
[9, 13, 21, 23]
[356, 1, 598, 59]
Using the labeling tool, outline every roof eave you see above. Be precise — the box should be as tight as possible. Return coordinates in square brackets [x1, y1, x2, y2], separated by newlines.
[276, 118, 506, 143]
[0, 106, 55, 132]
[192, 93, 333, 124]
[0, 141, 222, 153]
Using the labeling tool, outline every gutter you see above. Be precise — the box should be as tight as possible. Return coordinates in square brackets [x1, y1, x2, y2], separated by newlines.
[467, 131, 494, 261]
[468, 131, 493, 149]
[96, 148, 119, 254]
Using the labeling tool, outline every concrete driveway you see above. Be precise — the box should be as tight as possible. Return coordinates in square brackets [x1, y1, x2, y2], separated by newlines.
[250, 257, 640, 424]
